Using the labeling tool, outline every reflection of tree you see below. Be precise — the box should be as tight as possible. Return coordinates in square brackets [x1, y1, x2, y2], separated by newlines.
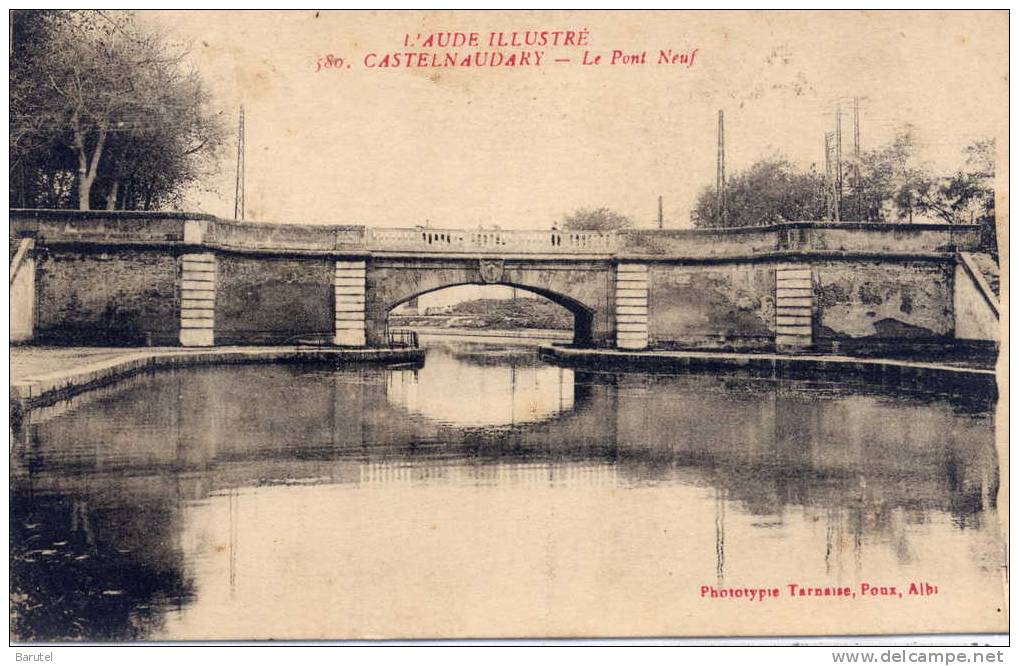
[10, 492, 195, 641]
[382, 363, 998, 531]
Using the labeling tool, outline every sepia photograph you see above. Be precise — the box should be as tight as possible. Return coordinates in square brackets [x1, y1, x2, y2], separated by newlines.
[7, 9, 1008, 647]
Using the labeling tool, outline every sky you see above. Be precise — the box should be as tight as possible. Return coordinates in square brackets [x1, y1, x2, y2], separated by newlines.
[138, 10, 1008, 231]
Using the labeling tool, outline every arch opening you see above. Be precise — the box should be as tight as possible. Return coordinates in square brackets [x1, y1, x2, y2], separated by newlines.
[386, 282, 594, 346]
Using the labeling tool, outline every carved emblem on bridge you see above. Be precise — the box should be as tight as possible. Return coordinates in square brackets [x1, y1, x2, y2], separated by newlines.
[479, 258, 505, 284]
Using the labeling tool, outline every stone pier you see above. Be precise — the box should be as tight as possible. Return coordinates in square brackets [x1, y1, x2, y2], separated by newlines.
[179, 253, 216, 346]
[774, 265, 813, 351]
[615, 263, 649, 350]
[334, 259, 367, 346]
[10, 238, 35, 343]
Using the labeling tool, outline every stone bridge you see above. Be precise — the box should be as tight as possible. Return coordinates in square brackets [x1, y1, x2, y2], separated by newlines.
[9, 210, 1000, 352]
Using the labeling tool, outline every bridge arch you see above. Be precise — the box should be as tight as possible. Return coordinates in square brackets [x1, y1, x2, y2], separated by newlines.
[383, 281, 594, 344]
[364, 259, 614, 347]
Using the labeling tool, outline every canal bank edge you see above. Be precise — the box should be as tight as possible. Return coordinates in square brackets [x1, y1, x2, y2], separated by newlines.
[9, 346, 425, 413]
[538, 345, 997, 396]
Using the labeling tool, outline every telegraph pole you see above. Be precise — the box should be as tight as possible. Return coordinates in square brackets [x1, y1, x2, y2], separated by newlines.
[658, 195, 664, 229]
[834, 104, 843, 222]
[824, 132, 835, 221]
[234, 105, 246, 221]
[853, 97, 861, 221]
[716, 110, 726, 225]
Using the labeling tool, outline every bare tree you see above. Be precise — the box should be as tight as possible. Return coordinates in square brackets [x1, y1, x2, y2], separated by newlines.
[10, 11, 225, 210]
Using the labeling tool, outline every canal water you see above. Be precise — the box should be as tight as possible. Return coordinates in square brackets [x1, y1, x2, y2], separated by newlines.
[10, 340, 1005, 640]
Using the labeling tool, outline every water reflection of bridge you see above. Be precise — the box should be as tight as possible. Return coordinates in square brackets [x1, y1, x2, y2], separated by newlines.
[358, 460, 620, 487]
[9, 352, 1001, 639]
[12, 356, 997, 516]
[385, 346, 576, 428]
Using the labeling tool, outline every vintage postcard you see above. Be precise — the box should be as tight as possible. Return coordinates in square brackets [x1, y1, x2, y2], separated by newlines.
[8, 9, 1008, 643]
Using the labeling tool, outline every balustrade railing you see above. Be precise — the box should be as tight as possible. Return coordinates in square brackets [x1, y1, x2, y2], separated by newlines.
[367, 228, 618, 254]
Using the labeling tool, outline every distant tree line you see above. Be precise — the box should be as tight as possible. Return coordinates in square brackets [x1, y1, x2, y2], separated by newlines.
[557, 207, 634, 232]
[10, 10, 225, 211]
[393, 297, 572, 330]
[691, 130, 997, 256]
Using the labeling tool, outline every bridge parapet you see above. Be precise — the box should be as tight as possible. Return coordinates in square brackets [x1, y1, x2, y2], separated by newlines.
[619, 222, 980, 259]
[10, 210, 979, 258]
[204, 218, 366, 252]
[9, 209, 199, 244]
[367, 227, 617, 254]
